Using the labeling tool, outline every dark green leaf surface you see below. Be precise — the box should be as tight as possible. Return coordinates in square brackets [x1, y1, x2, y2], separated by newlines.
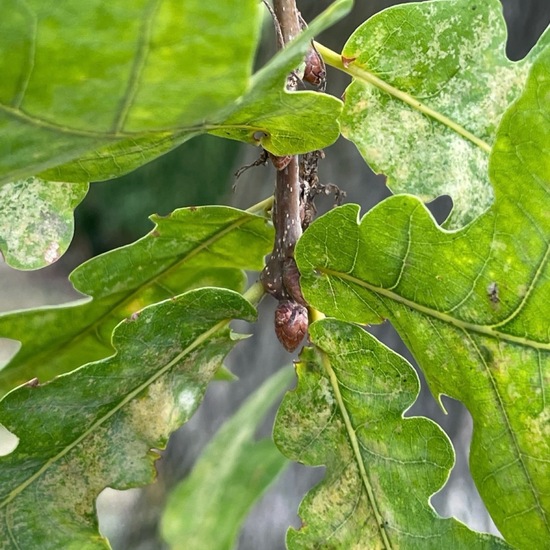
[340, 0, 550, 227]
[0, 288, 256, 549]
[40, 130, 198, 184]
[1, 0, 350, 185]
[275, 326, 510, 549]
[0, 177, 88, 269]
[0, 0, 261, 184]
[0, 206, 272, 395]
[161, 366, 292, 550]
[297, 45, 550, 548]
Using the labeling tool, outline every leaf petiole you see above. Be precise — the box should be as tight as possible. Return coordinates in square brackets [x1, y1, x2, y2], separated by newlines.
[314, 41, 492, 154]
[245, 195, 274, 217]
[242, 280, 266, 308]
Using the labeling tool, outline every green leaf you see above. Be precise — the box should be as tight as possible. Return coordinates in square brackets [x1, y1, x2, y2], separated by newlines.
[339, 0, 550, 227]
[0, 177, 88, 269]
[296, 44, 550, 548]
[208, 0, 352, 157]
[0, 0, 261, 184]
[0, 287, 255, 548]
[40, 130, 192, 184]
[1, 0, 351, 185]
[0, 205, 272, 395]
[161, 366, 293, 550]
[275, 327, 510, 549]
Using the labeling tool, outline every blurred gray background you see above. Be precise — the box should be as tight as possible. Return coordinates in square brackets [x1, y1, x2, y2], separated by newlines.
[1, 0, 548, 548]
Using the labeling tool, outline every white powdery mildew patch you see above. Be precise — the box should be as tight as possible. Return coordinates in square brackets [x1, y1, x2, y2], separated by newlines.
[124, 348, 226, 446]
[44, 242, 61, 264]
[0, 177, 85, 268]
[423, 16, 457, 67]
[33, 354, 227, 523]
[341, 0, 537, 229]
[318, 375, 336, 408]
[30, 414, 156, 538]
[350, 88, 483, 204]
[480, 63, 532, 128]
[34, 422, 121, 521]
[125, 376, 182, 445]
[442, 139, 492, 223]
[177, 387, 201, 418]
[527, 407, 550, 442]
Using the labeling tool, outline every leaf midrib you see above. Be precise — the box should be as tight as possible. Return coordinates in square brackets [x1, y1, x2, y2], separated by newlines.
[320, 268, 550, 351]
[0, 317, 229, 509]
[2, 213, 262, 387]
[0, 101, 266, 139]
[315, 42, 492, 154]
[319, 348, 393, 549]
[465, 331, 550, 535]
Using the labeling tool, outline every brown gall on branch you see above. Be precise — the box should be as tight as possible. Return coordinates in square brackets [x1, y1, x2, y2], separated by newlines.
[275, 300, 308, 352]
[303, 44, 327, 90]
[268, 152, 293, 171]
[298, 12, 326, 91]
[282, 257, 307, 306]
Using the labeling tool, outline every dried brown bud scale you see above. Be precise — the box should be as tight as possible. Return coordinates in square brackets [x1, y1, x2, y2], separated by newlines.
[341, 56, 356, 68]
[268, 153, 293, 171]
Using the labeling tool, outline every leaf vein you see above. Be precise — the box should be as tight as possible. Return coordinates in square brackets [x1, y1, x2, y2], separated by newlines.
[491, 242, 550, 331]
[321, 350, 394, 549]
[11, 0, 37, 109]
[111, 0, 162, 132]
[0, 317, 229, 509]
[467, 332, 550, 534]
[321, 269, 550, 350]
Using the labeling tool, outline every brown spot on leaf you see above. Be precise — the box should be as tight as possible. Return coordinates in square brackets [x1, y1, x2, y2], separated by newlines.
[487, 282, 500, 304]
[342, 55, 356, 68]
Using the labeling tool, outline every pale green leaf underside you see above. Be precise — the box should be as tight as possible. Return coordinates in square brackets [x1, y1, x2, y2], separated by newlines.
[0, 205, 272, 395]
[1, 0, 351, 185]
[340, 0, 549, 227]
[297, 44, 550, 548]
[0, 177, 88, 269]
[161, 367, 292, 550]
[0, 288, 256, 549]
[275, 326, 510, 549]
